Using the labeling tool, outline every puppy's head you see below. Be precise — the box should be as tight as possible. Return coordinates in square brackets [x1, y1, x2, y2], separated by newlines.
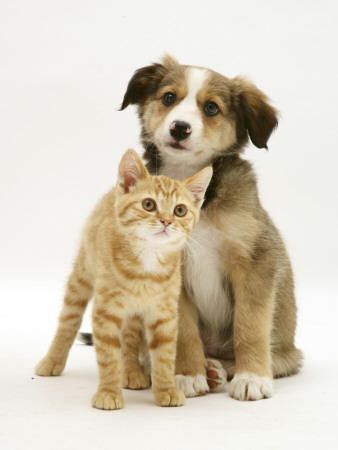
[121, 55, 278, 169]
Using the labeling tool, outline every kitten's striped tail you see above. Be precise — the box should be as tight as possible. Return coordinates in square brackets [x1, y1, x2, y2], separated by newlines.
[77, 332, 94, 345]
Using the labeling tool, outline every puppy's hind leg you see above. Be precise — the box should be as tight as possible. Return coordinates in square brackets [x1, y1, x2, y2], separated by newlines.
[206, 359, 229, 391]
[272, 347, 304, 378]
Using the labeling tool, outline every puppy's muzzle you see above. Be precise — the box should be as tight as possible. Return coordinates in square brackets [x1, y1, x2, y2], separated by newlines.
[170, 121, 192, 141]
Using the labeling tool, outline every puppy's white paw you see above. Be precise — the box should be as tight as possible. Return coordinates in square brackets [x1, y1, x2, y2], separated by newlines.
[174, 374, 210, 398]
[229, 372, 274, 401]
[206, 359, 227, 391]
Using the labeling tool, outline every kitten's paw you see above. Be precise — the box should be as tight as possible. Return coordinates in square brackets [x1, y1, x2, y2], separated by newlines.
[154, 387, 185, 407]
[91, 391, 124, 410]
[206, 359, 227, 391]
[174, 374, 210, 397]
[229, 372, 274, 401]
[35, 356, 65, 376]
[123, 370, 151, 390]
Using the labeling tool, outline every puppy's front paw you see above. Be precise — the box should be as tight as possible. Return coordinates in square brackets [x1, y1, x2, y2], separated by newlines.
[229, 372, 273, 401]
[154, 387, 185, 407]
[174, 374, 210, 397]
[91, 390, 124, 410]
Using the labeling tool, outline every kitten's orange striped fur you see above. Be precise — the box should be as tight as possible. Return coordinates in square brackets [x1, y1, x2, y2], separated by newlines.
[35, 150, 212, 409]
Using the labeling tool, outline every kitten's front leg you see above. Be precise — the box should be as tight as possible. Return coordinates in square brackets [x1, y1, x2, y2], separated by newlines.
[122, 315, 151, 390]
[91, 296, 125, 410]
[145, 309, 185, 407]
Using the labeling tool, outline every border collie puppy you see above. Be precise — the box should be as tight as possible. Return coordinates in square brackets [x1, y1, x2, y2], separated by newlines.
[119, 55, 303, 401]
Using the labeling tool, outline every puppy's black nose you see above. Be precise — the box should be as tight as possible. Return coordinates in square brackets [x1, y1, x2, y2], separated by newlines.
[170, 121, 192, 141]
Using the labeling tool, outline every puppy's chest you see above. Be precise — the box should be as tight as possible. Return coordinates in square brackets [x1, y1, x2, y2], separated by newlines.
[183, 218, 232, 330]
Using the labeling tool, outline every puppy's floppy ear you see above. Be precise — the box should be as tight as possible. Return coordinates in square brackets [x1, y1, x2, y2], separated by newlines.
[232, 77, 278, 149]
[120, 55, 179, 111]
[120, 63, 164, 110]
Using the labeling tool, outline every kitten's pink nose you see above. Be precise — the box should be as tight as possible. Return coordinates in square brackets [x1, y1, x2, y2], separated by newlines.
[160, 219, 172, 228]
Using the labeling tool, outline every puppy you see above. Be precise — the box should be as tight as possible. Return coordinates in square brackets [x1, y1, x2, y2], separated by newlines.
[119, 55, 303, 401]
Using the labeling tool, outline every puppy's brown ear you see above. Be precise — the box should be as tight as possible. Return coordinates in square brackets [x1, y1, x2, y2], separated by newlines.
[120, 63, 164, 110]
[233, 77, 278, 149]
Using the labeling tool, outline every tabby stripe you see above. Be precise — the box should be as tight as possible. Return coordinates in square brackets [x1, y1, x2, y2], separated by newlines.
[98, 384, 121, 393]
[97, 360, 111, 369]
[94, 309, 123, 328]
[189, 209, 197, 223]
[75, 276, 92, 289]
[96, 287, 122, 298]
[148, 334, 174, 350]
[152, 370, 175, 383]
[123, 331, 140, 341]
[95, 286, 109, 297]
[112, 300, 124, 308]
[169, 187, 178, 198]
[94, 342, 113, 356]
[129, 316, 143, 323]
[118, 200, 140, 219]
[120, 215, 145, 226]
[58, 325, 77, 336]
[64, 296, 88, 307]
[124, 342, 139, 353]
[155, 357, 175, 366]
[148, 317, 174, 331]
[157, 183, 167, 197]
[94, 333, 121, 349]
[67, 283, 80, 294]
[59, 313, 81, 323]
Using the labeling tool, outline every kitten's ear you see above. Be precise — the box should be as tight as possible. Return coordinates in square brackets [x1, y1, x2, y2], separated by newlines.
[117, 149, 149, 193]
[184, 166, 213, 207]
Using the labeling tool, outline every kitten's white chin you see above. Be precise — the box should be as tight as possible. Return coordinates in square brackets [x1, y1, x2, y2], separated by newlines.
[146, 231, 181, 246]
[150, 232, 174, 243]
[154, 230, 170, 237]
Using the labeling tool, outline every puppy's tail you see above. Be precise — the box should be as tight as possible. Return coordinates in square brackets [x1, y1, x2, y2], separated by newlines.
[77, 332, 93, 346]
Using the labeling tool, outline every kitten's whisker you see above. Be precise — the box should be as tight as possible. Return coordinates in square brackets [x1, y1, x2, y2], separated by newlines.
[168, 228, 199, 262]
[173, 229, 203, 251]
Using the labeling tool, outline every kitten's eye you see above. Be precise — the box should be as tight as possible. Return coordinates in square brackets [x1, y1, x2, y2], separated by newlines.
[142, 199, 156, 212]
[204, 101, 219, 117]
[162, 92, 176, 106]
[174, 204, 187, 217]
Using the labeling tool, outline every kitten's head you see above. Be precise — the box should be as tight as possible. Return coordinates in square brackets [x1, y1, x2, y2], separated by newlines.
[115, 149, 212, 248]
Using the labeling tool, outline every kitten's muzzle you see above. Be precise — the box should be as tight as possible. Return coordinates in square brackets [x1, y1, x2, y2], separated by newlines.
[160, 219, 172, 228]
[169, 121, 192, 142]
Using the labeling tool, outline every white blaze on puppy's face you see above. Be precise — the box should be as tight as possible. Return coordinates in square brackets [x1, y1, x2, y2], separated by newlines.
[150, 66, 237, 179]
[154, 68, 207, 158]
[160, 68, 207, 148]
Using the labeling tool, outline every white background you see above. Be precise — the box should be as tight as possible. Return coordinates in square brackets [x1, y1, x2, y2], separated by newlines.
[1, 1, 338, 449]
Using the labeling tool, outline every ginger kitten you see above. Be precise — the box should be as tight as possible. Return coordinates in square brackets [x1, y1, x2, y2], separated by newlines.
[35, 150, 212, 409]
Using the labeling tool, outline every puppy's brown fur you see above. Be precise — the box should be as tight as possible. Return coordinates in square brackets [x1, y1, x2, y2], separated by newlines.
[120, 55, 303, 400]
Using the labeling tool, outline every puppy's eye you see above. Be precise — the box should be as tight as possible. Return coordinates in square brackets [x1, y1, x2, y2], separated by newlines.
[204, 101, 219, 117]
[142, 199, 157, 212]
[174, 204, 187, 217]
[162, 92, 176, 106]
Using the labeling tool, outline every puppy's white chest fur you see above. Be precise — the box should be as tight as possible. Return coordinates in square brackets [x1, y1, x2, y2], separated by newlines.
[183, 217, 231, 331]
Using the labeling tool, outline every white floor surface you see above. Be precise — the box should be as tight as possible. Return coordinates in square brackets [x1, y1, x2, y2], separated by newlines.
[1, 281, 337, 450]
